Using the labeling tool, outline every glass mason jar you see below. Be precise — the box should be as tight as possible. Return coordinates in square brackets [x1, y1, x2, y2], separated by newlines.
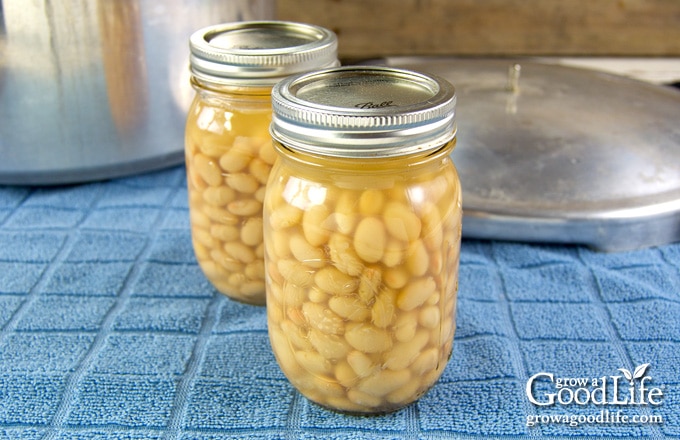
[264, 66, 462, 413]
[185, 22, 338, 305]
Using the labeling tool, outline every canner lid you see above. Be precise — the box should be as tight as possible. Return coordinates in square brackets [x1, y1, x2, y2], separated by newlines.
[366, 57, 680, 251]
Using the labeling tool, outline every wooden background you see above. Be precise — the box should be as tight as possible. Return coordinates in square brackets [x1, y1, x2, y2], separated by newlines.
[277, 0, 680, 60]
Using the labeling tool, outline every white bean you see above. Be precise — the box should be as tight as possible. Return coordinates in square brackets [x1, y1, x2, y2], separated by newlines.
[224, 241, 256, 264]
[202, 186, 236, 206]
[371, 288, 395, 329]
[418, 305, 441, 329]
[327, 234, 363, 277]
[406, 239, 429, 276]
[344, 322, 392, 354]
[386, 379, 421, 405]
[227, 199, 262, 217]
[357, 266, 381, 304]
[358, 189, 385, 215]
[309, 329, 350, 360]
[354, 217, 386, 263]
[357, 369, 411, 397]
[225, 173, 259, 194]
[295, 350, 332, 375]
[328, 296, 370, 321]
[211, 224, 239, 242]
[269, 205, 303, 230]
[249, 158, 271, 184]
[241, 218, 263, 247]
[315, 266, 359, 296]
[347, 389, 382, 408]
[219, 137, 255, 173]
[383, 329, 429, 370]
[290, 234, 325, 268]
[346, 351, 378, 378]
[193, 154, 223, 186]
[303, 302, 344, 335]
[302, 204, 331, 247]
[280, 319, 312, 351]
[384, 201, 421, 242]
[397, 277, 436, 311]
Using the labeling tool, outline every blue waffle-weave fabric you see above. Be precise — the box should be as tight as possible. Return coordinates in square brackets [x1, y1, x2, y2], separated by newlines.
[0, 165, 678, 439]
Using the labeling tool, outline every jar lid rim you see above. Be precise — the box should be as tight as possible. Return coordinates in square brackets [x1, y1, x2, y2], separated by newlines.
[189, 21, 338, 86]
[270, 66, 457, 157]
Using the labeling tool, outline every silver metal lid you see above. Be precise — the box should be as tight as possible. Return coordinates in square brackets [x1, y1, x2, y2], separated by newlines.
[189, 21, 338, 87]
[371, 56, 680, 252]
[270, 66, 457, 158]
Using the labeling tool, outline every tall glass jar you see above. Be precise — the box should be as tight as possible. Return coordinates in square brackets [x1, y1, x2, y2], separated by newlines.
[264, 66, 462, 413]
[185, 22, 338, 305]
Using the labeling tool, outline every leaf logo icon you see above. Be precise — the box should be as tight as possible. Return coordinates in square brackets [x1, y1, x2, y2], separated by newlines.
[618, 368, 633, 382]
[633, 363, 650, 379]
[618, 364, 650, 384]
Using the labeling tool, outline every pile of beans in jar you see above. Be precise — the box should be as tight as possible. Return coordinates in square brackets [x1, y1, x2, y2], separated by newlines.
[186, 104, 274, 305]
[264, 163, 462, 413]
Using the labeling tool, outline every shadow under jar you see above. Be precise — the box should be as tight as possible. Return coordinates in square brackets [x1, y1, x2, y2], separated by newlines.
[185, 21, 338, 305]
[264, 66, 462, 413]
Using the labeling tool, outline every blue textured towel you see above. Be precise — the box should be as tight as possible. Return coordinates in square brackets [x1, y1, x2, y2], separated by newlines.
[0, 165, 678, 439]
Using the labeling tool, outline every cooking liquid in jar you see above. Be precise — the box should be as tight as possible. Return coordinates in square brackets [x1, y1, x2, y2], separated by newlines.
[264, 140, 462, 413]
[186, 87, 274, 305]
[184, 21, 338, 305]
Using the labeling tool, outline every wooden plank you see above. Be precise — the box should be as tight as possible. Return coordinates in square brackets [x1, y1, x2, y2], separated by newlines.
[277, 0, 680, 58]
